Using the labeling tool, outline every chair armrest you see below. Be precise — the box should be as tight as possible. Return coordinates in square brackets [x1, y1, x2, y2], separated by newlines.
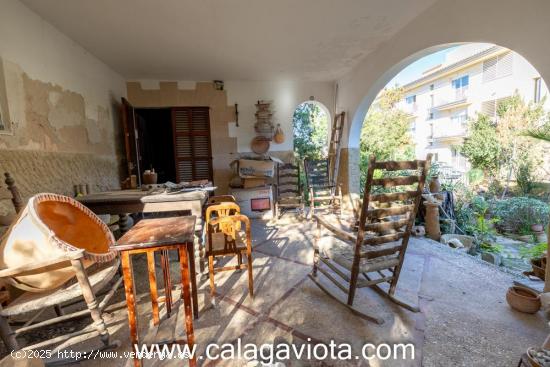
[313, 214, 357, 243]
[0, 250, 85, 279]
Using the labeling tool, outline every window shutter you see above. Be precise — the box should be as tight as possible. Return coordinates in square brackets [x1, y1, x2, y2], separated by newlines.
[483, 57, 497, 83]
[497, 52, 513, 77]
[172, 107, 213, 183]
[481, 100, 496, 117]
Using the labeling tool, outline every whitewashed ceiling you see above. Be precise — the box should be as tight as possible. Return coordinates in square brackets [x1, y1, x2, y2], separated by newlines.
[22, 0, 438, 81]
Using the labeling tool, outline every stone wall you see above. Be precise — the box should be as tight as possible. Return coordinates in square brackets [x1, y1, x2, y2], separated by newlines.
[0, 150, 119, 215]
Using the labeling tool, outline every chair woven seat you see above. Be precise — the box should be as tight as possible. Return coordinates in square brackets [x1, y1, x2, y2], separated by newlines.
[1, 259, 120, 317]
[317, 236, 400, 273]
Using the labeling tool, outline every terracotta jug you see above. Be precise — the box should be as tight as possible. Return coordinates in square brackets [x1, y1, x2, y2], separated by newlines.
[273, 124, 285, 144]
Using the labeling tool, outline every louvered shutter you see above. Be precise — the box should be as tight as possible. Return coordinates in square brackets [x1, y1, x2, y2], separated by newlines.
[497, 52, 513, 77]
[483, 57, 497, 82]
[172, 107, 213, 183]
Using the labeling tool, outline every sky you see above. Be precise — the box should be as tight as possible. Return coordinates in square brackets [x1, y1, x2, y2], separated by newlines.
[387, 46, 458, 87]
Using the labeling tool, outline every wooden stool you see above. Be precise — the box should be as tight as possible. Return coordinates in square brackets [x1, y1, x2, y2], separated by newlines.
[115, 216, 197, 367]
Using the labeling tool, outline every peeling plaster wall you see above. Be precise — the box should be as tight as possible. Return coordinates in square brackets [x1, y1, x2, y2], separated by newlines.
[126, 80, 335, 194]
[0, 0, 126, 213]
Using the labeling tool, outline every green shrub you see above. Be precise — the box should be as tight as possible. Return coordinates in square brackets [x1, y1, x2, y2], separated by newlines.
[491, 197, 549, 233]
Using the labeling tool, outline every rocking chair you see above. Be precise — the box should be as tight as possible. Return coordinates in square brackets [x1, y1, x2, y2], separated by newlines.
[304, 158, 342, 219]
[309, 155, 431, 324]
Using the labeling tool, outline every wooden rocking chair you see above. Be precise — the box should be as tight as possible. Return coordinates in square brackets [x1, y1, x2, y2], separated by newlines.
[309, 155, 431, 324]
[304, 158, 342, 219]
[275, 163, 305, 220]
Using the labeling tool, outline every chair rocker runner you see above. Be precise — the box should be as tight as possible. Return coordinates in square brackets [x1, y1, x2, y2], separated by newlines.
[309, 155, 431, 324]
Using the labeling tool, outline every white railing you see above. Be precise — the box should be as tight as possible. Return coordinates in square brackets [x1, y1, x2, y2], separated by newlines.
[432, 118, 467, 139]
[434, 88, 468, 108]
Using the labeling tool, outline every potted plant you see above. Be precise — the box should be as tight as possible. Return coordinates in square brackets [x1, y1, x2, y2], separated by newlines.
[520, 242, 547, 280]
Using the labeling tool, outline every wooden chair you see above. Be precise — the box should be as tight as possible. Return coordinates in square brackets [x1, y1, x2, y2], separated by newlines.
[205, 203, 253, 299]
[0, 192, 122, 363]
[207, 195, 236, 205]
[0, 172, 23, 227]
[275, 163, 305, 220]
[0, 251, 122, 362]
[309, 155, 431, 324]
[304, 158, 342, 219]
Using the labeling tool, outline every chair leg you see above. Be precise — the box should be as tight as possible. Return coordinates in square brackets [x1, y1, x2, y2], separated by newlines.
[70, 258, 111, 348]
[246, 253, 254, 298]
[237, 253, 243, 271]
[309, 188, 315, 219]
[208, 255, 215, 299]
[0, 312, 17, 350]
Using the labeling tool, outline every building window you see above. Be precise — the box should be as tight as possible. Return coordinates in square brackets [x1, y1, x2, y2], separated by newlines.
[483, 52, 513, 82]
[405, 95, 416, 104]
[451, 75, 469, 89]
[430, 84, 434, 91]
[427, 112, 434, 120]
[451, 110, 468, 125]
[534, 77, 542, 103]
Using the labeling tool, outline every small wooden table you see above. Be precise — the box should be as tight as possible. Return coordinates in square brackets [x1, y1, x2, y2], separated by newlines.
[115, 216, 197, 367]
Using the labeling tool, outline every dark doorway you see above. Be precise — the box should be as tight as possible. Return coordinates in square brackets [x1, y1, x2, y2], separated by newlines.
[135, 108, 176, 183]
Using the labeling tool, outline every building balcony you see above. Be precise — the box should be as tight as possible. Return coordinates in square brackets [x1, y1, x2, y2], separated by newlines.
[432, 119, 467, 140]
[433, 88, 471, 111]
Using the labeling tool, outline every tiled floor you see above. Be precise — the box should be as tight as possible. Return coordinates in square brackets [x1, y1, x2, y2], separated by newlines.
[7, 216, 548, 366]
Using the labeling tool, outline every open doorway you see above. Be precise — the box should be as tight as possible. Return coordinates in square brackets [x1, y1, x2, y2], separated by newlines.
[292, 100, 330, 162]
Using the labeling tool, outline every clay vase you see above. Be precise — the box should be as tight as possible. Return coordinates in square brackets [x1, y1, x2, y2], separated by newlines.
[429, 176, 441, 194]
[0, 193, 116, 292]
[424, 201, 441, 241]
[273, 124, 285, 144]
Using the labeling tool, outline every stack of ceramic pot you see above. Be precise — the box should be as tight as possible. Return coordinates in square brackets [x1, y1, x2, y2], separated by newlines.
[254, 100, 274, 139]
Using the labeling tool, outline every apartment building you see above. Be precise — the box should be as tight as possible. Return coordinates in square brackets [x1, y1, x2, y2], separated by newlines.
[398, 43, 550, 173]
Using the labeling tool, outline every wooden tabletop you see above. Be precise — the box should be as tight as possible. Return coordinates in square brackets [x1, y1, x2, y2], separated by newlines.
[115, 216, 196, 251]
[77, 189, 207, 204]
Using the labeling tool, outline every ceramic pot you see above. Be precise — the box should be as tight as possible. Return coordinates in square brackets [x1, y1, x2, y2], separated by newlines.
[506, 286, 541, 314]
[429, 176, 441, 194]
[531, 224, 544, 233]
[531, 258, 546, 280]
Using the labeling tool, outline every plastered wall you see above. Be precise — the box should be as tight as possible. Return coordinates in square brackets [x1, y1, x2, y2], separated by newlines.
[0, 0, 127, 213]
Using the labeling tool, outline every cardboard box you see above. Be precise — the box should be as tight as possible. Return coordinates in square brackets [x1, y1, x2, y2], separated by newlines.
[243, 177, 268, 188]
[230, 186, 274, 219]
[238, 159, 275, 178]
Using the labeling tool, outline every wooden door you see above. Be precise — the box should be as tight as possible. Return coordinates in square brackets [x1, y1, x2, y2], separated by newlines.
[172, 107, 213, 183]
[121, 97, 141, 185]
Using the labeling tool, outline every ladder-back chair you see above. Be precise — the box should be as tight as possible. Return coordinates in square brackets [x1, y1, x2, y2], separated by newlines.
[309, 155, 431, 324]
[205, 203, 253, 299]
[304, 158, 342, 219]
[275, 163, 304, 219]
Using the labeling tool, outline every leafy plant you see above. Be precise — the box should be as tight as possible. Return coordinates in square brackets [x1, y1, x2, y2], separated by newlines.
[515, 157, 536, 195]
[519, 242, 548, 260]
[359, 87, 415, 192]
[491, 197, 549, 233]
